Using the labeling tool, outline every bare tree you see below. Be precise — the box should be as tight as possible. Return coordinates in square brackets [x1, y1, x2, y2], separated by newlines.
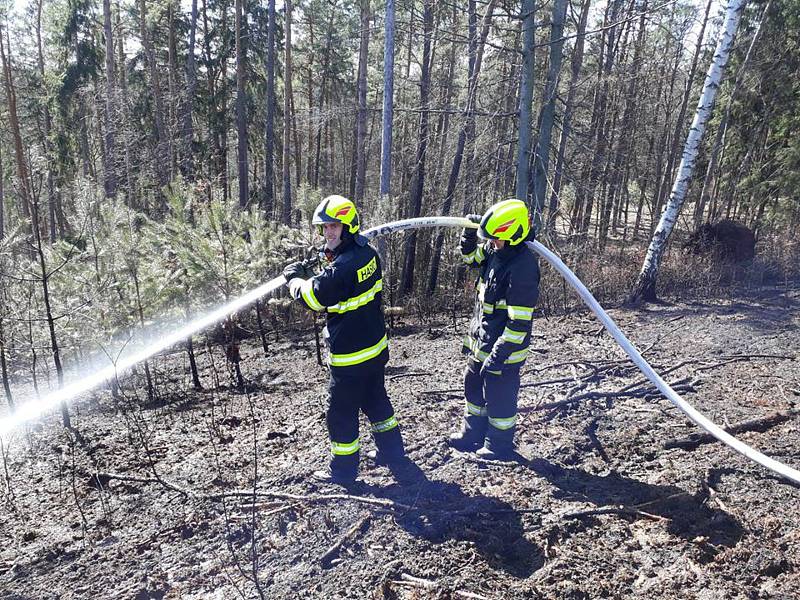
[630, 0, 748, 303]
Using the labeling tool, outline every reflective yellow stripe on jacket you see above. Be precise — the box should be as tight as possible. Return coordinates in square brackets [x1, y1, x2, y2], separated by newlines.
[299, 279, 324, 311]
[327, 279, 383, 314]
[329, 334, 388, 367]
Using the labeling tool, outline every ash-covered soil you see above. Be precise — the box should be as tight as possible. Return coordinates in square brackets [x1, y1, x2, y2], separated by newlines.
[1, 285, 799, 599]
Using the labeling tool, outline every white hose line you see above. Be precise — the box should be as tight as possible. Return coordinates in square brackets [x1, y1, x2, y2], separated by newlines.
[365, 216, 800, 486]
[3, 216, 799, 487]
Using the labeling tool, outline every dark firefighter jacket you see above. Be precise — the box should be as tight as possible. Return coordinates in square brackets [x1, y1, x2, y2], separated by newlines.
[290, 235, 388, 373]
[461, 231, 540, 373]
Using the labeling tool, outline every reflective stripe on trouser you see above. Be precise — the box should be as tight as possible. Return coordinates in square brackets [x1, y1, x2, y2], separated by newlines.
[460, 358, 520, 450]
[327, 365, 404, 475]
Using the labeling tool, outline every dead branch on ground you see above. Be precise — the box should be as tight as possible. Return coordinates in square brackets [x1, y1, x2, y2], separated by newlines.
[663, 410, 799, 450]
[319, 514, 371, 568]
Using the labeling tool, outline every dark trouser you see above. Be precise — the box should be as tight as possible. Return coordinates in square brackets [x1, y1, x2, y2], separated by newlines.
[327, 365, 404, 477]
[462, 358, 521, 450]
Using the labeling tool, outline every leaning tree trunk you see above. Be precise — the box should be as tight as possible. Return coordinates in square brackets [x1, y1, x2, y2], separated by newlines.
[630, 0, 748, 303]
[695, 0, 769, 228]
[515, 0, 535, 202]
[653, 0, 714, 229]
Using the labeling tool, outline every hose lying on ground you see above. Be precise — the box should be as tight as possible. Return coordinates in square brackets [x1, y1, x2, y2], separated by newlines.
[1, 216, 798, 487]
[363, 216, 800, 486]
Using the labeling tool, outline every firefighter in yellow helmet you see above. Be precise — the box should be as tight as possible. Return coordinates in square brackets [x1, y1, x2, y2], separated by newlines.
[450, 199, 540, 459]
[282, 195, 406, 484]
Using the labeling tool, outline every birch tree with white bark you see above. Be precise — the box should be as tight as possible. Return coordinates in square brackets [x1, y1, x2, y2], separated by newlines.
[629, 0, 749, 303]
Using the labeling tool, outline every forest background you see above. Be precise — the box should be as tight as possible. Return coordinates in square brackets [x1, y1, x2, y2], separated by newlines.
[0, 0, 799, 420]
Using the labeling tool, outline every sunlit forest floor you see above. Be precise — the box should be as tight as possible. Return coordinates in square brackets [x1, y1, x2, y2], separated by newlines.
[1, 283, 799, 599]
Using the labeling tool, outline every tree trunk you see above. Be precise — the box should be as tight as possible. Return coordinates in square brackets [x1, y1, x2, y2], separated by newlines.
[182, 0, 198, 180]
[630, 0, 747, 303]
[281, 0, 294, 224]
[427, 0, 496, 293]
[30, 197, 70, 427]
[604, 0, 648, 242]
[580, 0, 623, 238]
[533, 0, 568, 228]
[0, 314, 12, 411]
[379, 0, 395, 198]
[515, 0, 535, 201]
[400, 0, 434, 296]
[654, 0, 714, 227]
[312, 10, 337, 190]
[235, 0, 248, 208]
[101, 0, 118, 197]
[354, 0, 371, 204]
[263, 0, 277, 217]
[549, 0, 590, 226]
[138, 0, 170, 190]
[695, 0, 769, 228]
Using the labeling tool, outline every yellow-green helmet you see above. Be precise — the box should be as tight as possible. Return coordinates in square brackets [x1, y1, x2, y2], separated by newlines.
[312, 195, 360, 235]
[479, 199, 530, 245]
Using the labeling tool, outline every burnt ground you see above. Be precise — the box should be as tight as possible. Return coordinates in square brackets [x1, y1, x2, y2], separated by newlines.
[1, 283, 799, 600]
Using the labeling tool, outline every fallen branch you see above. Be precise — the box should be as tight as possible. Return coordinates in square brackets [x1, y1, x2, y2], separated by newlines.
[94, 471, 414, 510]
[561, 505, 669, 522]
[320, 514, 371, 568]
[663, 410, 799, 450]
[520, 379, 697, 413]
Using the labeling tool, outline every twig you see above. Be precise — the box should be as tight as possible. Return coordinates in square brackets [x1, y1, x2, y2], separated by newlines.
[561, 506, 669, 522]
[320, 514, 371, 568]
[663, 410, 799, 450]
[388, 371, 430, 381]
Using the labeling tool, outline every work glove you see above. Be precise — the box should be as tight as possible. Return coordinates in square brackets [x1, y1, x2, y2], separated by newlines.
[463, 213, 482, 240]
[283, 261, 312, 282]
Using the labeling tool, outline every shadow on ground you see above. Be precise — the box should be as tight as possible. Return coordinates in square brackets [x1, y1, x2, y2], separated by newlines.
[351, 461, 545, 579]
[526, 459, 743, 549]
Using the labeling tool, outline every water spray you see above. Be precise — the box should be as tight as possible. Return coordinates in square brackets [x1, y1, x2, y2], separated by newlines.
[1, 216, 798, 486]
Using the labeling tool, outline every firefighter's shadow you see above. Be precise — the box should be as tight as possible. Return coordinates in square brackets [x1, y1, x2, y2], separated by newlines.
[526, 459, 743, 549]
[362, 463, 544, 578]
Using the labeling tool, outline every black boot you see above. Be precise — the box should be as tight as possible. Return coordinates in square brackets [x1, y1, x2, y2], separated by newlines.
[476, 436, 516, 461]
[448, 429, 483, 452]
[312, 468, 357, 485]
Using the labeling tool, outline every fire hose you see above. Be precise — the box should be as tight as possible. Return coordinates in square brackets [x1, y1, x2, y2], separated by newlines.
[0, 216, 798, 487]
